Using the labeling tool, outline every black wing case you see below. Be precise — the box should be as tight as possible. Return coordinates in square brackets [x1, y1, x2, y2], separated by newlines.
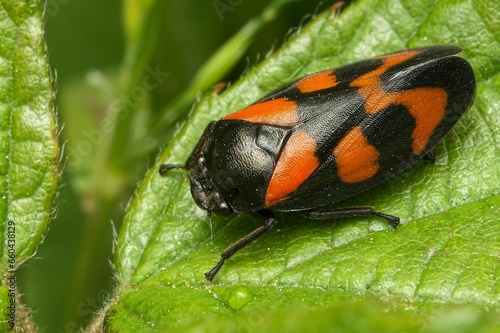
[264, 46, 476, 211]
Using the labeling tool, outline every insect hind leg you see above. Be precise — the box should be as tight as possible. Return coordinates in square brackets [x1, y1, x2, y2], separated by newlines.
[305, 206, 400, 228]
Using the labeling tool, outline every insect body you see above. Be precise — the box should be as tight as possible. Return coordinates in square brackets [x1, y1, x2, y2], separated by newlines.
[160, 45, 476, 281]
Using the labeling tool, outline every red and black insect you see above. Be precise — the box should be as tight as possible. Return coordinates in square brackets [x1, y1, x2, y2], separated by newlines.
[160, 45, 476, 281]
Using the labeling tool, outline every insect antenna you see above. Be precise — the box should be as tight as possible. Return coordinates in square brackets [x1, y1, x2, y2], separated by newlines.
[159, 163, 186, 175]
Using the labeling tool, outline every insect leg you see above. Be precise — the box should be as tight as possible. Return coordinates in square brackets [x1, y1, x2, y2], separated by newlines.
[423, 153, 436, 163]
[305, 206, 400, 228]
[204, 210, 277, 281]
[159, 163, 186, 175]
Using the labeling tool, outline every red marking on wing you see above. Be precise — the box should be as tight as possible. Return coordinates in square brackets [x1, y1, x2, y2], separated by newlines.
[350, 50, 447, 154]
[265, 130, 319, 206]
[295, 70, 338, 93]
[224, 97, 299, 126]
[334, 126, 380, 183]
[394, 88, 447, 154]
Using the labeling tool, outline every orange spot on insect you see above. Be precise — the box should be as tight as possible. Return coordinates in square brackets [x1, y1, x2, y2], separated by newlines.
[265, 130, 319, 206]
[295, 70, 338, 93]
[224, 98, 299, 126]
[334, 126, 379, 183]
[350, 50, 421, 113]
[350, 50, 447, 155]
[396, 88, 447, 154]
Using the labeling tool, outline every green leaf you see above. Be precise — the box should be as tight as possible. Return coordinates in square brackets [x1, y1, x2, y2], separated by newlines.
[0, 286, 13, 331]
[108, 0, 500, 330]
[0, 0, 59, 270]
[107, 290, 499, 332]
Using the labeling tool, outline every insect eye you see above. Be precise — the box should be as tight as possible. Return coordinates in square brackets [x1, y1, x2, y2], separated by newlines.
[214, 202, 231, 216]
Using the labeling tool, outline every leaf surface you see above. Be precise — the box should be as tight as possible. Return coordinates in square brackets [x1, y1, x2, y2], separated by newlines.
[0, 0, 59, 270]
[108, 0, 500, 331]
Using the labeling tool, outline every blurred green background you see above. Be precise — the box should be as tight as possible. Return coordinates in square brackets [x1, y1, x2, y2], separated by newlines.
[19, 0, 333, 331]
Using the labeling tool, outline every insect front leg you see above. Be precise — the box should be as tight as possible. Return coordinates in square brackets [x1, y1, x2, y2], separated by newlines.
[204, 210, 277, 281]
[305, 206, 400, 228]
